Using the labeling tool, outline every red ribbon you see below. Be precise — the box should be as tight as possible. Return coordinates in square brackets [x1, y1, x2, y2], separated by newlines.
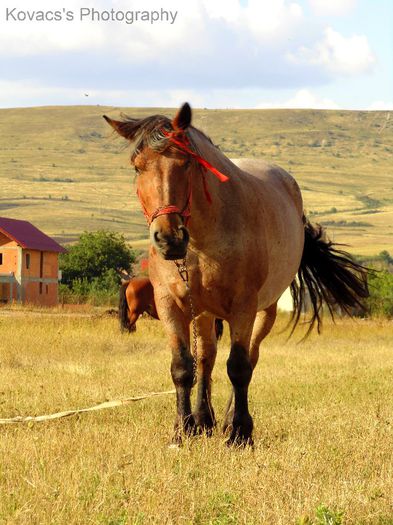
[162, 129, 230, 184]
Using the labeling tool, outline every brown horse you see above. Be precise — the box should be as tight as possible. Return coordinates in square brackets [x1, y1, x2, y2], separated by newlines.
[119, 277, 159, 332]
[104, 103, 368, 446]
[119, 277, 224, 340]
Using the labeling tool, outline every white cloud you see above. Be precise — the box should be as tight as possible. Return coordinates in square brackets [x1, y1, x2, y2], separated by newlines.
[0, 0, 384, 109]
[0, 0, 305, 57]
[202, 0, 304, 43]
[368, 101, 393, 111]
[0, 0, 106, 56]
[289, 27, 376, 75]
[256, 89, 340, 109]
[308, 0, 357, 16]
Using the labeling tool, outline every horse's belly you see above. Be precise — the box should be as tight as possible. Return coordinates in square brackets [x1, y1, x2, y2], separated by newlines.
[256, 219, 304, 310]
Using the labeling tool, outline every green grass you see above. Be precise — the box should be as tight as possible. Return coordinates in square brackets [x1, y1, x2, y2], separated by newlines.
[0, 312, 393, 524]
[1, 106, 392, 255]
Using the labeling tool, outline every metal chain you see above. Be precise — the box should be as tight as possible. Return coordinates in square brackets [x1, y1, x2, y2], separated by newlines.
[174, 256, 198, 384]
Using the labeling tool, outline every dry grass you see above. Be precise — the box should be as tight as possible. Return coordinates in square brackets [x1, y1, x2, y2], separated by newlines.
[0, 312, 393, 524]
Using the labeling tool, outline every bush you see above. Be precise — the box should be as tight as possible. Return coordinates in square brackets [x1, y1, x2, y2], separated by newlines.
[59, 231, 136, 305]
[366, 269, 393, 318]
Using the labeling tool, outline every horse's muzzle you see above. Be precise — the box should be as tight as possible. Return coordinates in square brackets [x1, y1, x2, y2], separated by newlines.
[151, 225, 189, 260]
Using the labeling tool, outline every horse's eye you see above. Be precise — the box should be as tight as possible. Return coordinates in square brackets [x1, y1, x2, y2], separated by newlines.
[184, 158, 191, 169]
[134, 166, 141, 175]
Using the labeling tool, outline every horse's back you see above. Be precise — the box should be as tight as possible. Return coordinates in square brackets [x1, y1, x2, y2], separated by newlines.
[231, 158, 303, 216]
[126, 277, 153, 308]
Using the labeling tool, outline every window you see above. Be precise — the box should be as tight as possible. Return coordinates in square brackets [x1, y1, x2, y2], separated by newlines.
[46, 285, 49, 294]
[26, 253, 30, 269]
[39, 282, 43, 294]
[0, 253, 3, 265]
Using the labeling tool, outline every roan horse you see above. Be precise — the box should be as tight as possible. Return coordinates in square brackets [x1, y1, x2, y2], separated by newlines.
[104, 103, 368, 446]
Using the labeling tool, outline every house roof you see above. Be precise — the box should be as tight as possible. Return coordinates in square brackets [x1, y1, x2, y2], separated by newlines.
[0, 217, 66, 253]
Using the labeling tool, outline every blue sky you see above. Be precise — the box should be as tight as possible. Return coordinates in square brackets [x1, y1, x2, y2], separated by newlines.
[0, 0, 391, 109]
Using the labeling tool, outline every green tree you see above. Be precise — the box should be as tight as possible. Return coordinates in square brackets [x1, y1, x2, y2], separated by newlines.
[59, 231, 136, 304]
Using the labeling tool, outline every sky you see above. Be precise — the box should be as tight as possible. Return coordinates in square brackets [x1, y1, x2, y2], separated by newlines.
[0, 0, 392, 109]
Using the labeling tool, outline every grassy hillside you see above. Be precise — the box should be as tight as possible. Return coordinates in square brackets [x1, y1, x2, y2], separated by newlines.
[0, 105, 392, 255]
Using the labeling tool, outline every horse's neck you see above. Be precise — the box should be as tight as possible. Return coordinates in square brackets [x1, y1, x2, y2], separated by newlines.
[188, 129, 242, 243]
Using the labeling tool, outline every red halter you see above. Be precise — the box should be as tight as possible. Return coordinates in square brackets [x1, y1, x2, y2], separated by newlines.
[136, 129, 229, 225]
[137, 185, 192, 226]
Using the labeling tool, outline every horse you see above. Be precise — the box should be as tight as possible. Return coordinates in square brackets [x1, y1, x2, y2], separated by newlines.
[104, 103, 368, 446]
[119, 277, 224, 339]
[119, 277, 159, 332]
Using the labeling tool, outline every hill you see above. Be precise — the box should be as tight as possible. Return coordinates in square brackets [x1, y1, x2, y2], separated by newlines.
[0, 105, 392, 255]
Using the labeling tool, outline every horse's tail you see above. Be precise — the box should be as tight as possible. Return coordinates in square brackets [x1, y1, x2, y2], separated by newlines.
[119, 282, 130, 332]
[215, 319, 224, 341]
[290, 217, 369, 338]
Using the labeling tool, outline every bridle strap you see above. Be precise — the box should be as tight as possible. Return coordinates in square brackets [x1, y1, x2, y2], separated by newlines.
[136, 128, 229, 225]
[137, 185, 192, 226]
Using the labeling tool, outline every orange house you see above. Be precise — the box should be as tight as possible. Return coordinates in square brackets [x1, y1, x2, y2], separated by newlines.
[0, 217, 66, 306]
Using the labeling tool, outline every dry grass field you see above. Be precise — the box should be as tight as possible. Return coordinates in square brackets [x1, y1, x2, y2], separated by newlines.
[0, 106, 392, 255]
[1, 311, 392, 524]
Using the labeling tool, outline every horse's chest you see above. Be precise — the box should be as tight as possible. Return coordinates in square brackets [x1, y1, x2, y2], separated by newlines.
[194, 262, 241, 316]
[164, 261, 235, 316]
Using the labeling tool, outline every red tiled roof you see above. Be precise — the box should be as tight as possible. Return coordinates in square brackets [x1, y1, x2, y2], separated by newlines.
[0, 217, 66, 253]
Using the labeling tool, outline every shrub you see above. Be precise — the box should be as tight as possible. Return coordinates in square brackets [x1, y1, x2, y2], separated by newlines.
[59, 230, 136, 305]
[366, 269, 393, 318]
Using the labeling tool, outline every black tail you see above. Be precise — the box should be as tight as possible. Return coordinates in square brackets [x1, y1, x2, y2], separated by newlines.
[119, 282, 130, 332]
[290, 217, 369, 338]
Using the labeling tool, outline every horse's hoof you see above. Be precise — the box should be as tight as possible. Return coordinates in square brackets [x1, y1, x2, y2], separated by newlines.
[224, 412, 254, 448]
[193, 411, 216, 436]
[173, 414, 198, 443]
[225, 433, 254, 449]
[184, 416, 198, 437]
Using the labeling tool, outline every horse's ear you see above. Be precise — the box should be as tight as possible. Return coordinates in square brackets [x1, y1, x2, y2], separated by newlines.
[172, 102, 192, 131]
[103, 115, 135, 140]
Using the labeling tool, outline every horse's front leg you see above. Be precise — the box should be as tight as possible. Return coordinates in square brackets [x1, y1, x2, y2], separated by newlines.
[193, 313, 217, 434]
[223, 304, 277, 438]
[158, 300, 197, 443]
[170, 332, 196, 442]
[225, 306, 257, 446]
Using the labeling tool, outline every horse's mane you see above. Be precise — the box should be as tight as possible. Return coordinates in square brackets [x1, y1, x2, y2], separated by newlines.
[115, 113, 216, 160]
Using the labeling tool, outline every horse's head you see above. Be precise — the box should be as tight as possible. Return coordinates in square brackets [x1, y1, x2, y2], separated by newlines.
[104, 103, 194, 260]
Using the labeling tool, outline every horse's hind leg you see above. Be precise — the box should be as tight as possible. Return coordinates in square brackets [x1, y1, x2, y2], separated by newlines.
[249, 303, 277, 369]
[193, 313, 217, 434]
[223, 304, 277, 437]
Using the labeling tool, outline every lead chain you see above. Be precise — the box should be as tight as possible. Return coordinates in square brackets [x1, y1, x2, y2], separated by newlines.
[174, 257, 198, 385]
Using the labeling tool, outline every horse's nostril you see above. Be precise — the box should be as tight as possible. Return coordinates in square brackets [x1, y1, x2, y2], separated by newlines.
[154, 231, 162, 244]
[178, 226, 190, 244]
